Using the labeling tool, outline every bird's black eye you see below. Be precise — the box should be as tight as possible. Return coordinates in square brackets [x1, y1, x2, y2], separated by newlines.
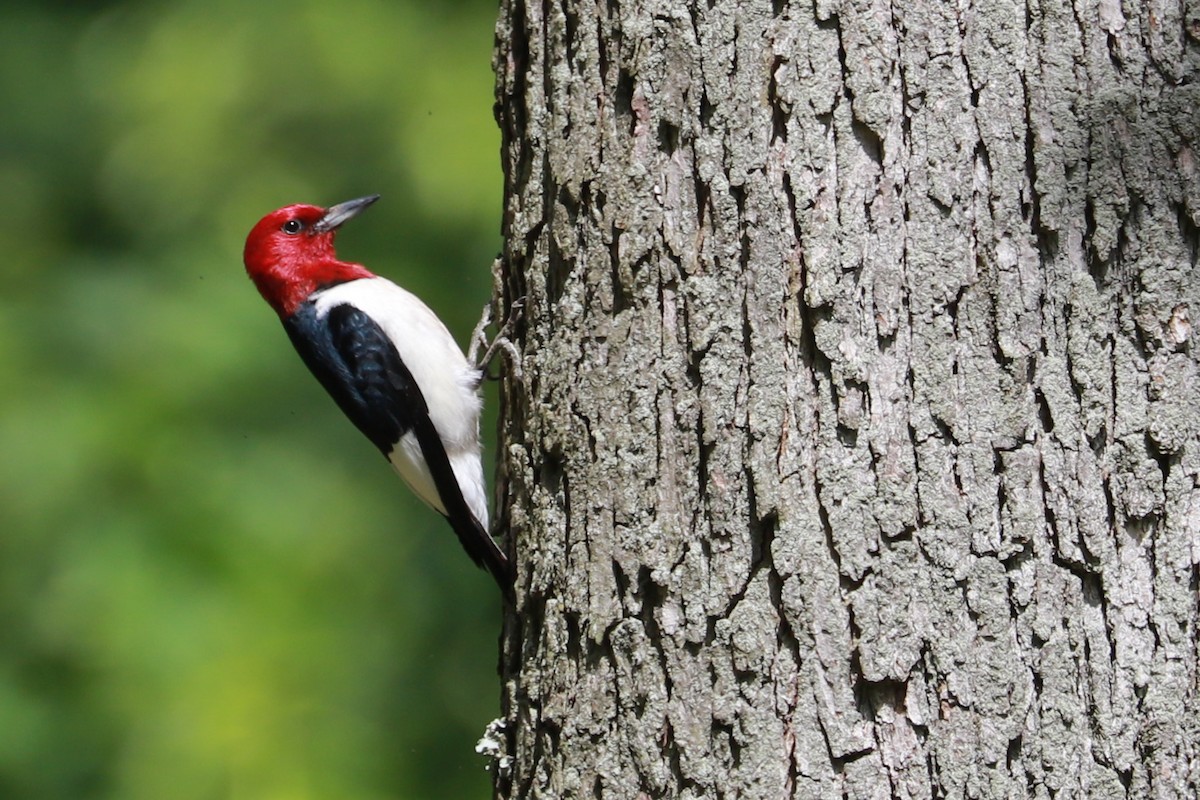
[282, 219, 304, 234]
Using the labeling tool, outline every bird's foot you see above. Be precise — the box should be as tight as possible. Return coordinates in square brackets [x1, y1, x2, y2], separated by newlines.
[469, 297, 524, 381]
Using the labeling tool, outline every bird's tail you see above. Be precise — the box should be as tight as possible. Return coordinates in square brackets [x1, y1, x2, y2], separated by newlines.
[405, 416, 513, 599]
[445, 511, 514, 600]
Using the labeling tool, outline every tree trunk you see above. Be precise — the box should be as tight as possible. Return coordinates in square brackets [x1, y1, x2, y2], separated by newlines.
[491, 0, 1200, 797]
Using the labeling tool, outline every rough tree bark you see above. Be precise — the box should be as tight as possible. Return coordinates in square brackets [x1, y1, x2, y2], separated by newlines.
[490, 0, 1200, 797]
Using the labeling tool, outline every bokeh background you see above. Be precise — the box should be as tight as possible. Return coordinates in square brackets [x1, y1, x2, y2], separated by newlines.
[0, 1, 506, 797]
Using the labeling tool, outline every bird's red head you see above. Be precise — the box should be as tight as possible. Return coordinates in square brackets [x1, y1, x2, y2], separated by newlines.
[243, 195, 379, 317]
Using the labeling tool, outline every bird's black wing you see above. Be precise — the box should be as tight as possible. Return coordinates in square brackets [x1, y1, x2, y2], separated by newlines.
[283, 301, 512, 593]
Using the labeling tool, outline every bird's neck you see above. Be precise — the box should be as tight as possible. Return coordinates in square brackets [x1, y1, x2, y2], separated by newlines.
[256, 258, 374, 318]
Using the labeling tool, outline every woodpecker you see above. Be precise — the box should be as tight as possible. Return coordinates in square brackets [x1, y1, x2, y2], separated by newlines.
[243, 195, 511, 592]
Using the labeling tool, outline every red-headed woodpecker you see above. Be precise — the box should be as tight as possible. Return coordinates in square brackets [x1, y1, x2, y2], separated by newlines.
[243, 195, 511, 592]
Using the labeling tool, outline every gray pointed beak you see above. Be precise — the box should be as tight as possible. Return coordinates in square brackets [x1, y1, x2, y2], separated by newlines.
[312, 194, 380, 233]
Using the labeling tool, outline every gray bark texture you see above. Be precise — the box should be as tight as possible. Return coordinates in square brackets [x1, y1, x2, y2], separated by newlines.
[490, 0, 1200, 797]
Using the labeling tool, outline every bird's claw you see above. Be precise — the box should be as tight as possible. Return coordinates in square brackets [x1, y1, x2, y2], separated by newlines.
[470, 298, 524, 381]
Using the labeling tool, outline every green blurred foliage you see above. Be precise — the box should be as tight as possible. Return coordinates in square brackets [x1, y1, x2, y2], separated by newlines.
[0, 1, 506, 797]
